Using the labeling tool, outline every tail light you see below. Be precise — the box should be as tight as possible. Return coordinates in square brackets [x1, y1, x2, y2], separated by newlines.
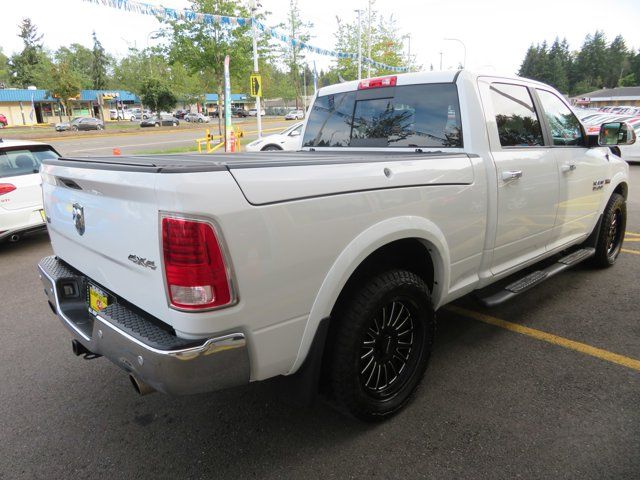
[161, 215, 235, 310]
[358, 75, 397, 90]
[0, 183, 16, 196]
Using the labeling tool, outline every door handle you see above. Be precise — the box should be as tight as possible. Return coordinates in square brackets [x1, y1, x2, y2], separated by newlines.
[502, 170, 523, 181]
[561, 163, 577, 173]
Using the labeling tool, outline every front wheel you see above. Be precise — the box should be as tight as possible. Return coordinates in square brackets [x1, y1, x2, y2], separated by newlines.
[592, 193, 626, 267]
[326, 270, 434, 421]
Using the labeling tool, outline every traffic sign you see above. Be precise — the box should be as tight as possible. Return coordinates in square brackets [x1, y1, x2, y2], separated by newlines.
[250, 73, 262, 97]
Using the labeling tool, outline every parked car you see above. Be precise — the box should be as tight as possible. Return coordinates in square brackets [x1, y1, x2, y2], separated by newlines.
[285, 109, 305, 120]
[174, 109, 188, 119]
[0, 139, 59, 242]
[246, 122, 303, 151]
[55, 117, 104, 132]
[248, 108, 266, 116]
[184, 112, 210, 123]
[0, 114, 8, 127]
[37, 71, 632, 421]
[130, 109, 153, 121]
[140, 115, 180, 127]
[232, 107, 249, 117]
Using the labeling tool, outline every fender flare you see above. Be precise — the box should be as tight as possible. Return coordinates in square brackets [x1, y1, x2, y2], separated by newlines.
[288, 215, 450, 374]
[600, 172, 628, 213]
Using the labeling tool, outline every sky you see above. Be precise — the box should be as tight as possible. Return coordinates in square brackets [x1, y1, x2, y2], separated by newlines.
[1, 0, 640, 77]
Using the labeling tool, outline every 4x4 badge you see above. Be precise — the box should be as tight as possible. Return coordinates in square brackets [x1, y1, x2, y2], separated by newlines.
[128, 254, 157, 270]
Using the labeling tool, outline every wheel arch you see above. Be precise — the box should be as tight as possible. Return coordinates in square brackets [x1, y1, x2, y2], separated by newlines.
[288, 216, 450, 374]
[261, 144, 283, 151]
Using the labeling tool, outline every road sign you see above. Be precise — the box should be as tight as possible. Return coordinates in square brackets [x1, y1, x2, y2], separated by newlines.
[250, 73, 262, 97]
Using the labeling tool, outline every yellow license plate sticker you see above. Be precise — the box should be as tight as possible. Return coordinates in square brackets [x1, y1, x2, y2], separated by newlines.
[89, 285, 108, 313]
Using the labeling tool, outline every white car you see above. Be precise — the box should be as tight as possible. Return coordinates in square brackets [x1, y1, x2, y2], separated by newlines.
[245, 122, 303, 151]
[285, 109, 305, 120]
[0, 139, 59, 242]
[247, 108, 266, 116]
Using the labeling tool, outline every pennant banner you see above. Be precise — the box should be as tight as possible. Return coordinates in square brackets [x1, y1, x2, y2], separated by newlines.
[82, 0, 408, 72]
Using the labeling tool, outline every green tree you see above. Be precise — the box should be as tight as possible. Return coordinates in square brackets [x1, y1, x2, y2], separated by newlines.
[9, 18, 52, 88]
[91, 31, 109, 89]
[280, 0, 312, 108]
[0, 48, 11, 87]
[160, 0, 255, 133]
[140, 78, 177, 113]
[605, 35, 629, 87]
[48, 61, 82, 120]
[331, 5, 410, 81]
[573, 31, 608, 90]
[55, 43, 94, 89]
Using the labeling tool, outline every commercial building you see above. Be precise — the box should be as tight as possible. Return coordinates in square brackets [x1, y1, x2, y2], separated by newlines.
[571, 86, 640, 107]
[205, 93, 250, 112]
[0, 88, 140, 126]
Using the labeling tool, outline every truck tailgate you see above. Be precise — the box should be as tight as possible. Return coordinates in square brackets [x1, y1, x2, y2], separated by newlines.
[41, 160, 169, 320]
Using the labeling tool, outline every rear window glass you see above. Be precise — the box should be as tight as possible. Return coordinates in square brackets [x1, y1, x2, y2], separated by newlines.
[0, 147, 58, 178]
[303, 83, 462, 148]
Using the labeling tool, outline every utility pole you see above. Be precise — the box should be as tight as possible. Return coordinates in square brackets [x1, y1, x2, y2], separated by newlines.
[250, 0, 262, 138]
[439, 51, 443, 70]
[367, 0, 372, 78]
[355, 9, 363, 80]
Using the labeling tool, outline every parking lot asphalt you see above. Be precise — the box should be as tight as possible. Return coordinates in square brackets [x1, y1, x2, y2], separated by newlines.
[0, 166, 638, 479]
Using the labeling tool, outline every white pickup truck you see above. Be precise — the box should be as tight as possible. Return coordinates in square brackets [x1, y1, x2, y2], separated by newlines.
[38, 71, 633, 421]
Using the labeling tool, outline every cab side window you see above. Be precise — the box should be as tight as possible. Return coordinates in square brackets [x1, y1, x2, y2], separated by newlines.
[536, 89, 585, 146]
[490, 83, 543, 147]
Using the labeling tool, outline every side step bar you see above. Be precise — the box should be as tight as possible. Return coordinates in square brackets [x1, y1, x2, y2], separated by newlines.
[477, 247, 595, 307]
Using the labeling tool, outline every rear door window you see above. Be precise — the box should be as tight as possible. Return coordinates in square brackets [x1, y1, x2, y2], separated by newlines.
[303, 83, 462, 148]
[490, 83, 544, 147]
[0, 147, 59, 178]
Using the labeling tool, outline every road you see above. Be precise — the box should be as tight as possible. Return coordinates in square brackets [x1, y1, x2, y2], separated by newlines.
[0, 164, 639, 479]
[41, 118, 292, 156]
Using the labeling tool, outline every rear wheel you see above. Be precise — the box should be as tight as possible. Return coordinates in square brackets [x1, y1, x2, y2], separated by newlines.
[592, 193, 626, 267]
[326, 270, 434, 421]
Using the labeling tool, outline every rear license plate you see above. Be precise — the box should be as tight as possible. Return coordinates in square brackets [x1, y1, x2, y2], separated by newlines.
[88, 284, 109, 314]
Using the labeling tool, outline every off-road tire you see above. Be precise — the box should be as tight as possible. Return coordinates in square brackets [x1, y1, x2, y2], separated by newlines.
[592, 193, 626, 267]
[326, 270, 434, 422]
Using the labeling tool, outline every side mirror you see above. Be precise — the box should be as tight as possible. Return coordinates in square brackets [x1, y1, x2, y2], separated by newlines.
[598, 122, 636, 146]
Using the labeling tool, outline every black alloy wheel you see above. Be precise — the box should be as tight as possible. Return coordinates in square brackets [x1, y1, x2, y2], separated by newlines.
[326, 270, 434, 421]
[592, 192, 626, 267]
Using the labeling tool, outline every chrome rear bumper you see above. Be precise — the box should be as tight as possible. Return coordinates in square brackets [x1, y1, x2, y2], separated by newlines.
[37, 255, 250, 395]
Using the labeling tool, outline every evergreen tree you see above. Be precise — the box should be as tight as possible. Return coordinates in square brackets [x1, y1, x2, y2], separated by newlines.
[9, 18, 52, 88]
[91, 31, 109, 89]
[605, 35, 629, 87]
[280, 0, 312, 109]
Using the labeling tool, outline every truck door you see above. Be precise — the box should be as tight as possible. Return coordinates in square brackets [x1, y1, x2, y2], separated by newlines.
[479, 81, 559, 275]
[533, 88, 606, 250]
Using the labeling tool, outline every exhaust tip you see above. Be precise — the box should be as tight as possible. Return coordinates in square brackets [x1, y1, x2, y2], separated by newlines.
[129, 374, 156, 396]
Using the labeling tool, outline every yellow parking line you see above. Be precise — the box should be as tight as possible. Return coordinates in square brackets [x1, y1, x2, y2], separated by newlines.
[446, 305, 640, 372]
[621, 248, 640, 256]
[624, 238, 640, 242]
[626, 231, 640, 237]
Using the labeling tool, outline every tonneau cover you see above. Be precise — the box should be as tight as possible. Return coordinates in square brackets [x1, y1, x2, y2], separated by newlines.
[44, 151, 472, 173]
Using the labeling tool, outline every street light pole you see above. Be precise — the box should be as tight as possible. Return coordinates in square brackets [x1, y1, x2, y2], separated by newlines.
[444, 37, 466, 68]
[250, 0, 262, 138]
[439, 51, 443, 70]
[355, 9, 363, 80]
